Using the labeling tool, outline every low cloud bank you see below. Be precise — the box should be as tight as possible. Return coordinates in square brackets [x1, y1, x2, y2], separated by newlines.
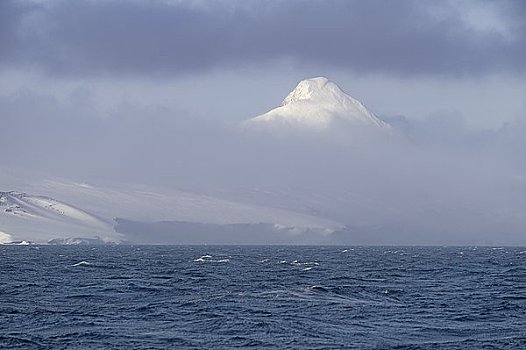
[1, 90, 525, 244]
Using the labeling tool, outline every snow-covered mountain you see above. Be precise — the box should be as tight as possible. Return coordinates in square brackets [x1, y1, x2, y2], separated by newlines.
[0, 190, 117, 244]
[245, 77, 390, 130]
[0, 180, 341, 244]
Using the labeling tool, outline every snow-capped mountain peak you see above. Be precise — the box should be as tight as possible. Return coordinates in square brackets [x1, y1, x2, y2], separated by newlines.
[246, 76, 389, 130]
[281, 76, 334, 105]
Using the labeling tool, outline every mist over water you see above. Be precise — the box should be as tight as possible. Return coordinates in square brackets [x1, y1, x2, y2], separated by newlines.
[1, 86, 525, 245]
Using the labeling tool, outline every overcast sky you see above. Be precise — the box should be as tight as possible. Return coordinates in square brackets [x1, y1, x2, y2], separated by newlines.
[1, 0, 526, 244]
[0, 0, 525, 128]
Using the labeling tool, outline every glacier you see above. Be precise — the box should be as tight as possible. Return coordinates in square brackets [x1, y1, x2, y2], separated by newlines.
[0, 180, 342, 244]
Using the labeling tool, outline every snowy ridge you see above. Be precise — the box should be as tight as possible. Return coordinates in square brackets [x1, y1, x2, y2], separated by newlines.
[0, 190, 117, 243]
[34, 180, 340, 229]
[0, 180, 342, 243]
[0, 191, 109, 228]
[246, 77, 390, 130]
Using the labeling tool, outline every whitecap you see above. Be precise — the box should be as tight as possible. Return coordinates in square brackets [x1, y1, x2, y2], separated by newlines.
[194, 255, 212, 262]
[194, 255, 230, 263]
[291, 260, 319, 266]
[72, 261, 91, 267]
[304, 285, 327, 293]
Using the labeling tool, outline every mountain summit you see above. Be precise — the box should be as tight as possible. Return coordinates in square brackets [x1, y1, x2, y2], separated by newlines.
[246, 77, 389, 130]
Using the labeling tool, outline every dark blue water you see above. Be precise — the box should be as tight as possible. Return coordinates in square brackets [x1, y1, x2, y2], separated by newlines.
[1, 246, 525, 349]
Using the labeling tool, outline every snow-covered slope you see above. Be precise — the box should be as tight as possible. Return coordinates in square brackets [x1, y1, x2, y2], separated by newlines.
[245, 77, 390, 130]
[0, 191, 117, 243]
[0, 180, 342, 243]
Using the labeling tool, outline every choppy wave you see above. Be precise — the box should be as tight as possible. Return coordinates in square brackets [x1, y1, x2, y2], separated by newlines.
[194, 255, 230, 263]
[1, 245, 525, 349]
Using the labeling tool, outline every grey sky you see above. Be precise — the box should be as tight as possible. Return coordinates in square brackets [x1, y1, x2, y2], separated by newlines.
[1, 0, 525, 77]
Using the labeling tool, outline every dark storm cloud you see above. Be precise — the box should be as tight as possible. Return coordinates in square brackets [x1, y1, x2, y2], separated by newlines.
[1, 0, 525, 77]
[0, 1, 34, 63]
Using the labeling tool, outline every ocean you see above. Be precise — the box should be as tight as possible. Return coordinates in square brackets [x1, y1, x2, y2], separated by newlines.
[1, 245, 525, 349]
